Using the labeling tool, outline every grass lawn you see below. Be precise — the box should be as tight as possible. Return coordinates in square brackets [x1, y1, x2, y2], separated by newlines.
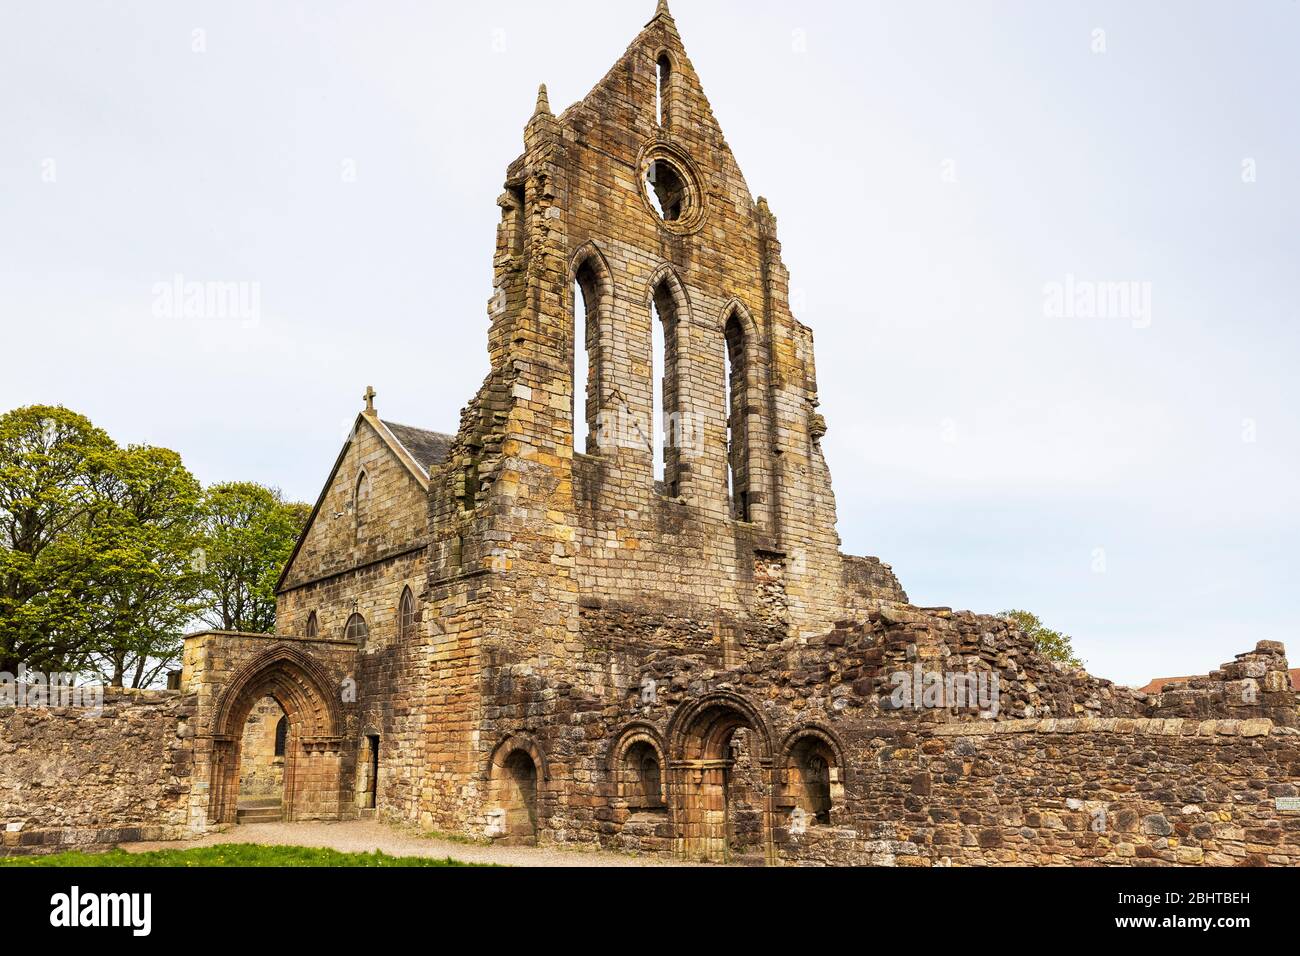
[0, 844, 488, 867]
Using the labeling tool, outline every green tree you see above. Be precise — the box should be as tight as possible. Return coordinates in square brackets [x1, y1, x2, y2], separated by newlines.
[2, 405, 313, 685]
[0, 406, 116, 674]
[1001, 609, 1084, 668]
[82, 445, 205, 687]
[196, 483, 309, 634]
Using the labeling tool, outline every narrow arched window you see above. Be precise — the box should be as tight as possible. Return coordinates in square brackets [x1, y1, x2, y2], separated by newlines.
[398, 587, 416, 642]
[573, 260, 601, 454]
[274, 716, 288, 758]
[354, 471, 371, 530]
[656, 54, 672, 127]
[650, 278, 681, 495]
[345, 612, 369, 645]
[724, 311, 750, 521]
[305, 611, 318, 639]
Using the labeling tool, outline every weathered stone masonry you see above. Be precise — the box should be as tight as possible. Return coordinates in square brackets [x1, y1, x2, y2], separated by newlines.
[0, 690, 196, 853]
[2, 2, 1297, 863]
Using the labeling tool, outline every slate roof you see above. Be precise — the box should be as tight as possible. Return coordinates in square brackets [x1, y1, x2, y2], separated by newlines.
[381, 420, 454, 475]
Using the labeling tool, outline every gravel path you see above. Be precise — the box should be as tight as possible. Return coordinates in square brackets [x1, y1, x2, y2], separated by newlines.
[123, 820, 701, 867]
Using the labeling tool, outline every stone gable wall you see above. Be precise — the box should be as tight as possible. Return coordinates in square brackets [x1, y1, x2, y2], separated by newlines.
[551, 13, 852, 634]
[278, 414, 429, 615]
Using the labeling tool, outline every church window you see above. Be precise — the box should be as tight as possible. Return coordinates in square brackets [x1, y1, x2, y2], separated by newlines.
[354, 471, 371, 530]
[346, 612, 369, 645]
[398, 587, 416, 642]
[724, 310, 751, 521]
[656, 54, 672, 126]
[573, 259, 602, 454]
[650, 277, 682, 495]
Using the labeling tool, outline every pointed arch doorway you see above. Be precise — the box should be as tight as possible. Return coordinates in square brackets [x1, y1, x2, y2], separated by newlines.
[206, 645, 344, 825]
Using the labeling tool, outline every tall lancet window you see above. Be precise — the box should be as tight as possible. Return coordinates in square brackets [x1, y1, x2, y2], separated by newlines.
[398, 586, 416, 642]
[354, 471, 371, 537]
[724, 312, 751, 521]
[656, 54, 672, 127]
[573, 260, 600, 454]
[650, 278, 681, 495]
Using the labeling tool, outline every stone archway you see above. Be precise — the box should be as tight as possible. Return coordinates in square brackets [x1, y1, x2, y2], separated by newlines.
[668, 693, 776, 864]
[207, 645, 344, 825]
[487, 735, 548, 846]
[779, 724, 847, 830]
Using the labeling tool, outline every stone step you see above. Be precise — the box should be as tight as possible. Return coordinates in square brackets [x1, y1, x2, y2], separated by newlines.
[237, 806, 284, 824]
[239, 798, 283, 810]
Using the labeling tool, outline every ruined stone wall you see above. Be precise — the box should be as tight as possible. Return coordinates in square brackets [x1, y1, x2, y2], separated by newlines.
[841, 555, 909, 608]
[1148, 640, 1296, 726]
[456, 575, 1300, 865]
[809, 718, 1300, 868]
[551, 11, 851, 636]
[0, 690, 195, 856]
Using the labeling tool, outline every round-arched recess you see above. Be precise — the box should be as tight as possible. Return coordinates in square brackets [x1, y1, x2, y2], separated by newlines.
[780, 725, 847, 828]
[667, 693, 776, 864]
[609, 723, 668, 811]
[487, 735, 548, 846]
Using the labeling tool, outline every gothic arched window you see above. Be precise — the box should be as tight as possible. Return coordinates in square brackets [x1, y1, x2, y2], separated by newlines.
[573, 258, 602, 454]
[656, 53, 672, 127]
[398, 587, 416, 642]
[274, 716, 288, 758]
[649, 275, 684, 496]
[354, 471, 371, 529]
[345, 612, 369, 645]
[723, 310, 751, 521]
[305, 611, 318, 639]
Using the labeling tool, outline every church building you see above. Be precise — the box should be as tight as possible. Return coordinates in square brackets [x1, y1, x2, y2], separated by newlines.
[170, 2, 1300, 866]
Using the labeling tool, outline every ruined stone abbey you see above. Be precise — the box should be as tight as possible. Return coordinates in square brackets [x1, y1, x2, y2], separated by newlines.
[4, 2, 1299, 865]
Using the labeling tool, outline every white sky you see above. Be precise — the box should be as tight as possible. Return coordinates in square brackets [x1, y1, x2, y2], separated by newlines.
[2, 0, 1296, 685]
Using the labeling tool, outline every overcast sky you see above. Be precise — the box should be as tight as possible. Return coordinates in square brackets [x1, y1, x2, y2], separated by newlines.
[2, 0, 1296, 685]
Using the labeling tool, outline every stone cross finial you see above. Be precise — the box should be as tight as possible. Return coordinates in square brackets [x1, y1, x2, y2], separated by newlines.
[364, 385, 376, 414]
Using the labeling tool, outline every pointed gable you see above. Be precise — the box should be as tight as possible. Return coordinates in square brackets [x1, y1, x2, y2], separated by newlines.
[277, 414, 450, 593]
[557, 2, 759, 228]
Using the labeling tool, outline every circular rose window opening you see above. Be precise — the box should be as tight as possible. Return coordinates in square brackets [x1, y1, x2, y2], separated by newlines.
[644, 158, 691, 223]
